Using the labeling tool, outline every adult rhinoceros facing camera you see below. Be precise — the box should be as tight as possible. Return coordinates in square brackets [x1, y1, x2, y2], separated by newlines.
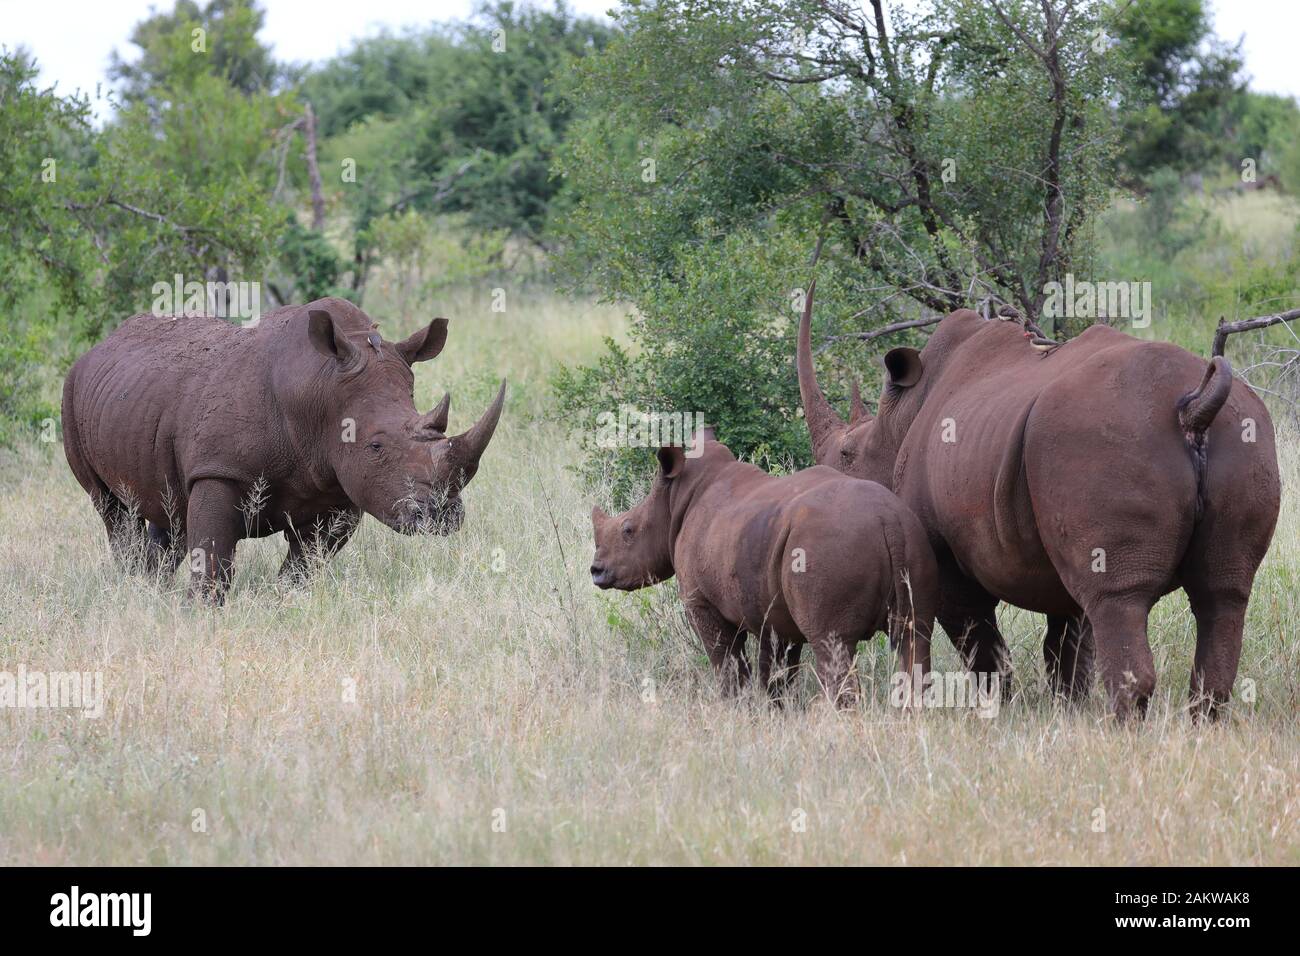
[62, 297, 506, 601]
[797, 284, 1280, 720]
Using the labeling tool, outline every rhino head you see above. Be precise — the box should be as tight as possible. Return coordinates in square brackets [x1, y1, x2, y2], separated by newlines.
[795, 281, 924, 487]
[589, 442, 712, 590]
[302, 298, 505, 534]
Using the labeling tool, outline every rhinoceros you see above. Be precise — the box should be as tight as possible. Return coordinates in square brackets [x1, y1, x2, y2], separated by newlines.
[589, 434, 938, 705]
[796, 286, 1281, 719]
[62, 296, 505, 600]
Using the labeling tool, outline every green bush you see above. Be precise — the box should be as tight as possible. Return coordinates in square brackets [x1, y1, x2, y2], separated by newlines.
[274, 219, 350, 302]
[553, 224, 910, 506]
[0, 330, 58, 449]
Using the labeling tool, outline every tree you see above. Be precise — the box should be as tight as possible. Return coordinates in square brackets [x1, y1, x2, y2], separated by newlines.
[0, 42, 287, 332]
[109, 0, 285, 102]
[304, 1, 616, 296]
[0, 48, 100, 318]
[552, 0, 1136, 482]
[1111, 0, 1246, 177]
[558, 0, 1129, 326]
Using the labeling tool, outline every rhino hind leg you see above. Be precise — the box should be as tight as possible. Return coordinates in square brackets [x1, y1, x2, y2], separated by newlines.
[94, 492, 150, 572]
[1182, 585, 1248, 722]
[1176, 481, 1276, 722]
[756, 631, 802, 706]
[1087, 601, 1157, 721]
[807, 634, 859, 708]
[144, 521, 184, 577]
[1043, 614, 1095, 702]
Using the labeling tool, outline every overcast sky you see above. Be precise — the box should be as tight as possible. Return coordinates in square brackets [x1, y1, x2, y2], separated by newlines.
[2, 0, 1297, 116]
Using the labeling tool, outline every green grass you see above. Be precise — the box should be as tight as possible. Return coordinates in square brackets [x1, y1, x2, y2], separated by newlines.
[1, 262, 1297, 865]
[1098, 187, 1300, 355]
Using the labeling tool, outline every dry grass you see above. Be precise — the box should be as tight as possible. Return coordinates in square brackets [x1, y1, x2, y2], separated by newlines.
[1, 280, 1297, 865]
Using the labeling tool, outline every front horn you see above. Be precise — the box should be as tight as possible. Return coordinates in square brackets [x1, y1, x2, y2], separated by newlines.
[796, 279, 847, 455]
[450, 380, 507, 468]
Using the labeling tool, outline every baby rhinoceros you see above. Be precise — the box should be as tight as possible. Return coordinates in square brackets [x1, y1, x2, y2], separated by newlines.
[590, 434, 938, 706]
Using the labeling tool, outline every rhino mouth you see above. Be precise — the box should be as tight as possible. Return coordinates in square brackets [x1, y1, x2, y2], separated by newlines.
[392, 495, 465, 535]
[590, 563, 616, 589]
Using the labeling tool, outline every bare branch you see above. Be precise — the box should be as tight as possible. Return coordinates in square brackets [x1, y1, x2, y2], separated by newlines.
[1213, 310, 1300, 357]
[820, 312, 947, 351]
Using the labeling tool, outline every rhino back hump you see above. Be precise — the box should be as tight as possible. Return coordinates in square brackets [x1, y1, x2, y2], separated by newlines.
[68, 313, 277, 503]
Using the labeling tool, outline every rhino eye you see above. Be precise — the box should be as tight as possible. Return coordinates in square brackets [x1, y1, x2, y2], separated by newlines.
[368, 440, 383, 452]
[621, 522, 634, 540]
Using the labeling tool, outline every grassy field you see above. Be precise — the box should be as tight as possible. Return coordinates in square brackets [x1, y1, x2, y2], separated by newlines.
[1, 270, 1298, 866]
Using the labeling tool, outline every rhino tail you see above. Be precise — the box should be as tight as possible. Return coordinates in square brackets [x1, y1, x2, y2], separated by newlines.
[1175, 355, 1232, 522]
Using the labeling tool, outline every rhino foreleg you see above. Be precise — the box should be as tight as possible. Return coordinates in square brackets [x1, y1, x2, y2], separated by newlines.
[280, 509, 361, 583]
[684, 600, 750, 697]
[185, 479, 245, 604]
[934, 561, 1013, 701]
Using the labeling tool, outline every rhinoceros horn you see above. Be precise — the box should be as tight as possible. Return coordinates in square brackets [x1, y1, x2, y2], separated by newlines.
[419, 391, 451, 435]
[449, 380, 507, 468]
[796, 279, 847, 454]
[848, 379, 871, 426]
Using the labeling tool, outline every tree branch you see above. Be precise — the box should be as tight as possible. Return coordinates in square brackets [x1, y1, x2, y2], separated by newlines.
[1213, 310, 1300, 357]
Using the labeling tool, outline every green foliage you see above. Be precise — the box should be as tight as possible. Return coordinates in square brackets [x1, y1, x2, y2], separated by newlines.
[2, 43, 290, 326]
[553, 222, 909, 505]
[1, 7, 292, 438]
[300, 32, 455, 140]
[86, 72, 290, 320]
[0, 49, 101, 317]
[1135, 167, 1211, 258]
[273, 218, 348, 302]
[0, 330, 56, 447]
[305, 0, 615, 290]
[553, 0, 1132, 488]
[1097, 184, 1300, 357]
[1111, 0, 1300, 190]
[109, 0, 285, 100]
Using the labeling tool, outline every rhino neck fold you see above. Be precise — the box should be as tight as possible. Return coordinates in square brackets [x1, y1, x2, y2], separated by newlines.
[664, 455, 735, 572]
[273, 349, 353, 498]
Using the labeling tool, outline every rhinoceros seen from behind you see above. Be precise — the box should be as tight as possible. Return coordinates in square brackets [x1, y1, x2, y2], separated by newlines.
[796, 284, 1280, 719]
[62, 296, 505, 601]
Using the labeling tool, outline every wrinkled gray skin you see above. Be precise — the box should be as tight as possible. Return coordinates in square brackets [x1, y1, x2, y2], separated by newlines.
[62, 296, 506, 601]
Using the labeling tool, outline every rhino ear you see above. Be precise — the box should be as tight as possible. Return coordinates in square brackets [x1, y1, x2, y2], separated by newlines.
[396, 318, 449, 365]
[308, 309, 359, 362]
[883, 347, 923, 388]
[657, 445, 686, 480]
